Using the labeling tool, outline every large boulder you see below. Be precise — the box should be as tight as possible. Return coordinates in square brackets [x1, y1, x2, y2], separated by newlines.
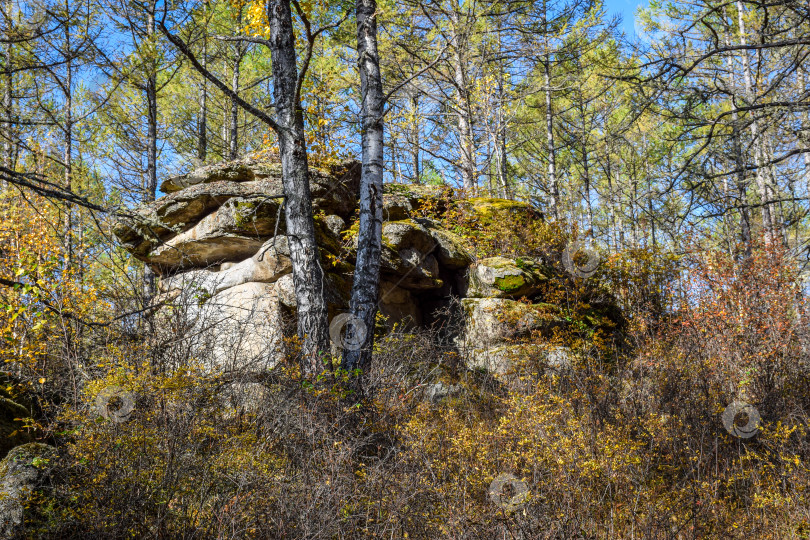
[382, 192, 414, 221]
[459, 197, 543, 224]
[458, 298, 568, 375]
[159, 237, 292, 297]
[275, 272, 352, 317]
[464, 257, 551, 299]
[113, 180, 286, 256]
[377, 220, 444, 289]
[114, 158, 361, 257]
[382, 219, 437, 254]
[160, 155, 280, 193]
[458, 298, 565, 349]
[189, 281, 288, 372]
[116, 155, 597, 381]
[464, 344, 572, 376]
[146, 234, 265, 273]
[382, 184, 449, 216]
[0, 443, 58, 537]
[403, 217, 473, 270]
[143, 201, 291, 272]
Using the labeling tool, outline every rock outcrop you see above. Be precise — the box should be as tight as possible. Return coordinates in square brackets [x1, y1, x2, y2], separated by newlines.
[115, 155, 619, 379]
[117, 156, 478, 373]
[0, 443, 58, 537]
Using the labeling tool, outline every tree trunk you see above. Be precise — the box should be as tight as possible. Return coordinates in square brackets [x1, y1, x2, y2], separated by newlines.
[64, 11, 73, 272]
[410, 91, 420, 183]
[268, 0, 329, 374]
[736, 0, 779, 244]
[342, 0, 384, 374]
[1, 0, 12, 173]
[229, 57, 240, 160]
[229, 9, 242, 160]
[144, 6, 158, 303]
[197, 37, 207, 162]
[494, 22, 509, 199]
[724, 27, 752, 258]
[803, 71, 810, 194]
[450, 9, 476, 191]
[543, 57, 558, 220]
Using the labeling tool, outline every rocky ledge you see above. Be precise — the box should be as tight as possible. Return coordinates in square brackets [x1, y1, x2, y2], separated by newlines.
[114, 155, 616, 377]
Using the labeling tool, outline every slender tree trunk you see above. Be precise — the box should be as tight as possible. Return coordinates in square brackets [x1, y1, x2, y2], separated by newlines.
[144, 6, 158, 303]
[494, 84, 509, 198]
[724, 28, 752, 258]
[268, 0, 329, 374]
[630, 168, 638, 247]
[803, 71, 810, 194]
[575, 71, 593, 234]
[543, 57, 558, 220]
[63, 8, 73, 272]
[736, 0, 779, 244]
[410, 91, 420, 183]
[495, 22, 509, 199]
[197, 37, 207, 162]
[605, 155, 618, 252]
[343, 0, 384, 374]
[1, 0, 10, 173]
[230, 57, 240, 160]
[450, 9, 475, 191]
[229, 9, 242, 160]
[581, 127, 593, 236]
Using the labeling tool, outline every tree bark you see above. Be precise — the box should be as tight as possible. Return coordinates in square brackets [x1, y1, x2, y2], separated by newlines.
[1, 0, 11, 173]
[724, 27, 752, 258]
[267, 0, 329, 374]
[64, 6, 73, 272]
[449, 9, 476, 191]
[543, 57, 558, 220]
[197, 35, 207, 162]
[494, 20, 509, 199]
[736, 0, 780, 244]
[342, 0, 384, 374]
[230, 57, 240, 160]
[229, 8, 243, 160]
[144, 5, 158, 303]
[410, 91, 420, 183]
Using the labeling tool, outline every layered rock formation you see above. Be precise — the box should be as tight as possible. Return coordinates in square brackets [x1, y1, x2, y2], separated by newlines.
[114, 155, 612, 378]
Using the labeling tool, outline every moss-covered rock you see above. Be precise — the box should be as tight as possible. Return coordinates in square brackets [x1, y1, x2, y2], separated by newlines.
[0, 443, 58, 538]
[415, 218, 472, 270]
[382, 193, 414, 221]
[461, 198, 543, 223]
[381, 219, 436, 253]
[463, 344, 573, 376]
[459, 297, 565, 350]
[465, 256, 552, 299]
[379, 245, 443, 290]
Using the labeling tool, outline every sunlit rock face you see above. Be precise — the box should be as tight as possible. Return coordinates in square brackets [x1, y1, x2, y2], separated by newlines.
[115, 154, 609, 379]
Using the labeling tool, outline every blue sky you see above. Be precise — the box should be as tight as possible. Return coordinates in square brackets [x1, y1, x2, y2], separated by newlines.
[603, 0, 648, 36]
